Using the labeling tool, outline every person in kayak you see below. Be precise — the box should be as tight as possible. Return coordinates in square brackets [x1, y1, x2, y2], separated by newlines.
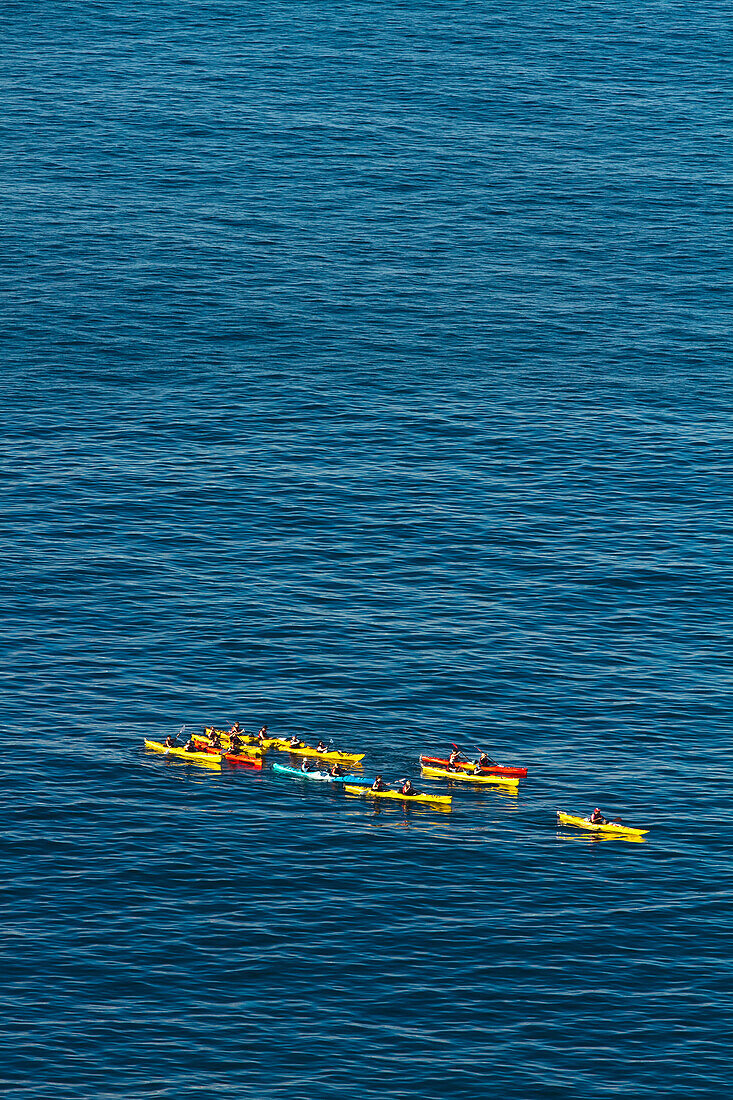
[399, 779, 419, 796]
[448, 746, 465, 767]
[209, 730, 223, 750]
[164, 734, 179, 748]
[229, 721, 242, 736]
[301, 759, 312, 774]
[184, 737, 199, 753]
[229, 732, 243, 754]
[256, 725, 269, 743]
[478, 751, 498, 768]
[288, 734, 303, 749]
[589, 808, 607, 825]
[329, 763, 346, 777]
[315, 739, 328, 753]
[371, 775, 385, 791]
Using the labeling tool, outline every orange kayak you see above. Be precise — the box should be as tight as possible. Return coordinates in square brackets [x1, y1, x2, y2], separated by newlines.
[420, 755, 527, 778]
[192, 737, 262, 768]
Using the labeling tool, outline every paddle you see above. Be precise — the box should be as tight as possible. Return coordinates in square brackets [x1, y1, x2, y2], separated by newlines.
[285, 737, 307, 750]
[474, 748, 499, 766]
[394, 778, 421, 796]
[448, 743, 471, 762]
[164, 725, 186, 755]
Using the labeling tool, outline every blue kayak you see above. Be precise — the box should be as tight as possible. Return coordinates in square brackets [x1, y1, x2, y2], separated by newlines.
[272, 762, 373, 785]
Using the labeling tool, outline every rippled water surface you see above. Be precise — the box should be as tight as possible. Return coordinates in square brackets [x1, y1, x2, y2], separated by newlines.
[2, 1, 731, 1097]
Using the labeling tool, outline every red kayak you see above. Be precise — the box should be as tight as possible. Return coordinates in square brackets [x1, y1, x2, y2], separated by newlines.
[223, 752, 262, 769]
[420, 755, 527, 779]
[193, 738, 262, 769]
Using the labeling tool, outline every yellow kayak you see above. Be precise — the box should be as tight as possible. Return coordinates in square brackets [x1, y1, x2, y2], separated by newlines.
[557, 811, 648, 837]
[274, 740, 365, 764]
[204, 729, 268, 751]
[198, 732, 262, 755]
[344, 784, 451, 806]
[144, 739, 222, 764]
[421, 764, 519, 789]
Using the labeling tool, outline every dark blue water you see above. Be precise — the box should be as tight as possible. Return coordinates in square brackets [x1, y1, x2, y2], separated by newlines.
[2, 2, 731, 1096]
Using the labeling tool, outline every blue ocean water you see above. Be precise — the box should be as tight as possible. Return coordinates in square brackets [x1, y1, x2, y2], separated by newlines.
[1, 1, 731, 1096]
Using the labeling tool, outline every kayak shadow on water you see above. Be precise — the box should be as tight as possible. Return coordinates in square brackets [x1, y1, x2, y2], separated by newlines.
[474, 786, 520, 802]
[370, 801, 453, 818]
[556, 830, 646, 846]
[355, 803, 456, 837]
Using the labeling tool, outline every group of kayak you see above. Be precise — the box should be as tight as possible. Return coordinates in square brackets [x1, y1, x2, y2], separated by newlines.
[147, 724, 448, 802]
[143, 724, 648, 836]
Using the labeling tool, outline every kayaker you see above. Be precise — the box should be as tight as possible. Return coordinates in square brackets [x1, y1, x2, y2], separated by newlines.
[257, 725, 269, 741]
[288, 734, 303, 749]
[184, 737, 198, 753]
[230, 733, 243, 754]
[478, 751, 498, 768]
[229, 720, 242, 736]
[315, 739, 328, 753]
[164, 734, 178, 748]
[589, 808, 607, 825]
[301, 759, 312, 774]
[371, 775, 385, 791]
[448, 746, 464, 767]
[399, 778, 419, 796]
[329, 763, 346, 777]
[209, 730, 223, 750]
